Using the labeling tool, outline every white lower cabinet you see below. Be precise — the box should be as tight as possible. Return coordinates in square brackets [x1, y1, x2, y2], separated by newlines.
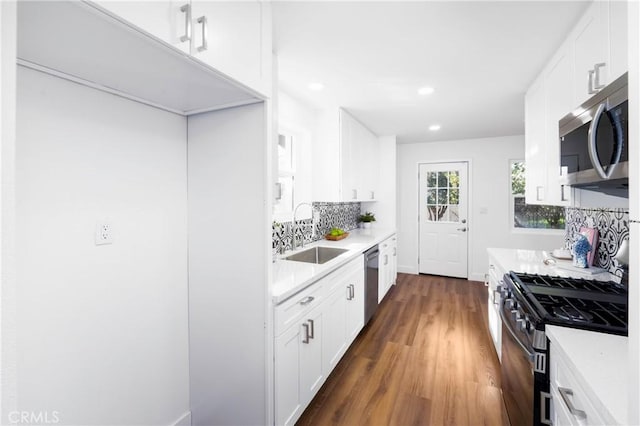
[274, 255, 365, 426]
[550, 341, 611, 426]
[486, 253, 504, 360]
[378, 235, 397, 302]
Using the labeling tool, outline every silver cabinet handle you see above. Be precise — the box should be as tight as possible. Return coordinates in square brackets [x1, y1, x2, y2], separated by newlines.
[593, 62, 606, 90]
[384, 254, 388, 265]
[351, 284, 355, 299]
[299, 296, 315, 306]
[588, 69, 597, 94]
[561, 184, 570, 202]
[493, 290, 501, 306]
[302, 323, 310, 344]
[180, 4, 191, 42]
[456, 227, 467, 232]
[307, 319, 315, 339]
[558, 387, 587, 420]
[196, 15, 208, 52]
[393, 247, 396, 256]
[536, 186, 544, 201]
[346, 285, 353, 300]
[540, 391, 552, 425]
[352, 189, 357, 200]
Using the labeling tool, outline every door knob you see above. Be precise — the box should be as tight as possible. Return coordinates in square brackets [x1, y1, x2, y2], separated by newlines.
[461, 219, 467, 224]
[457, 227, 467, 232]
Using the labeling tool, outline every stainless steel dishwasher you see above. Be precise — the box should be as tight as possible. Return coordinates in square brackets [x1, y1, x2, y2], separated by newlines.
[364, 245, 379, 324]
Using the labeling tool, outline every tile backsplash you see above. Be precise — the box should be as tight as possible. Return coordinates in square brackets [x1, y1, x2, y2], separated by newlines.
[272, 202, 361, 255]
[564, 207, 629, 281]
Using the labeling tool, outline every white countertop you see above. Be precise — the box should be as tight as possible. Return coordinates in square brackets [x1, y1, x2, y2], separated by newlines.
[546, 325, 628, 425]
[487, 247, 617, 281]
[272, 227, 396, 304]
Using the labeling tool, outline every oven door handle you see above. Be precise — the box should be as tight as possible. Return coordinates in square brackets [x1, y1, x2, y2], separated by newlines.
[499, 301, 534, 361]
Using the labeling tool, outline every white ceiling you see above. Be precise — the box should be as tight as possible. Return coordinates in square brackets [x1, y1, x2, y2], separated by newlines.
[272, 1, 590, 144]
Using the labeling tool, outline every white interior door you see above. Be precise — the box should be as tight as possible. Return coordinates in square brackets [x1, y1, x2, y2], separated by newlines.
[418, 162, 469, 278]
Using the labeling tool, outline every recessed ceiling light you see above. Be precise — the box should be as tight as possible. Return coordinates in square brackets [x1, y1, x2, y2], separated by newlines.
[429, 124, 441, 131]
[418, 86, 434, 95]
[308, 82, 324, 91]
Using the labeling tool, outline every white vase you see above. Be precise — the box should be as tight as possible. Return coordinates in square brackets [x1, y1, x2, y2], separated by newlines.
[362, 222, 372, 229]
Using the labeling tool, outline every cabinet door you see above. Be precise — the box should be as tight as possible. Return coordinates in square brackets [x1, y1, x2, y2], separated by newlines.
[275, 326, 303, 426]
[390, 237, 397, 285]
[190, 1, 263, 92]
[608, 0, 628, 83]
[378, 250, 391, 303]
[544, 47, 573, 206]
[322, 286, 347, 373]
[345, 268, 365, 344]
[300, 308, 324, 404]
[340, 110, 358, 200]
[524, 77, 547, 205]
[573, 1, 607, 105]
[93, 1, 191, 53]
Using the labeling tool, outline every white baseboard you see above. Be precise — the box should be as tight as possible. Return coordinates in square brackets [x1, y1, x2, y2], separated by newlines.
[171, 411, 191, 426]
[397, 265, 418, 274]
[469, 272, 486, 282]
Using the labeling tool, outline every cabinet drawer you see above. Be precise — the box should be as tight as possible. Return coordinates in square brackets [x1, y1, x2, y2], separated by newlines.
[550, 346, 608, 426]
[275, 282, 326, 337]
[325, 255, 364, 294]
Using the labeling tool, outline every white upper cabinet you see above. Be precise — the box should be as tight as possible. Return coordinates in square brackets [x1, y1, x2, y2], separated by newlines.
[544, 46, 573, 206]
[524, 0, 627, 206]
[190, 1, 268, 95]
[525, 76, 547, 205]
[607, 0, 628, 84]
[92, 0, 270, 96]
[17, 1, 262, 115]
[93, 1, 191, 53]
[571, 0, 628, 106]
[572, 1, 608, 105]
[339, 109, 379, 202]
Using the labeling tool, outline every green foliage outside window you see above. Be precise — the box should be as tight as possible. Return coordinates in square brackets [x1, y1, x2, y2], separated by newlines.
[511, 161, 565, 230]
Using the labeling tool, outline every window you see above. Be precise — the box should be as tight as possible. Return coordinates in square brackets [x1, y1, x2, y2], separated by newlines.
[425, 170, 460, 222]
[511, 161, 565, 230]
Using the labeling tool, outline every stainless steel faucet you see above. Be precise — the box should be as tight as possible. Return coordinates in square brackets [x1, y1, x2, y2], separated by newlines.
[292, 202, 314, 250]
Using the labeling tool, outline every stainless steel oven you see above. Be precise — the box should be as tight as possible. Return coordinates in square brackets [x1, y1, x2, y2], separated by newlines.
[500, 271, 628, 426]
[500, 281, 551, 426]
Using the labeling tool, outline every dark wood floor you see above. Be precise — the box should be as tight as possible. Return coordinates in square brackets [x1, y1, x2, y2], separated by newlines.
[296, 273, 509, 426]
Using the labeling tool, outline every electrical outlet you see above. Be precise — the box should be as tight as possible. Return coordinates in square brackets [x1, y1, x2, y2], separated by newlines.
[95, 221, 113, 245]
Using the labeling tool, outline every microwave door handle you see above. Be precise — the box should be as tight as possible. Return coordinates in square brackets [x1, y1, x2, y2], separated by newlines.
[608, 107, 624, 170]
[588, 102, 609, 179]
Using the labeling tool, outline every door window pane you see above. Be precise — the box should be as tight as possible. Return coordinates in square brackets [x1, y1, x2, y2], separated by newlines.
[425, 169, 461, 223]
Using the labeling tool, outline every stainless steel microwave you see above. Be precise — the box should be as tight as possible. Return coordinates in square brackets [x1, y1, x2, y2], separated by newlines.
[559, 73, 628, 196]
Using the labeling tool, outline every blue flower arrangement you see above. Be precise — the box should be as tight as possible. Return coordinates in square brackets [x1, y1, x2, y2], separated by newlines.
[572, 233, 592, 268]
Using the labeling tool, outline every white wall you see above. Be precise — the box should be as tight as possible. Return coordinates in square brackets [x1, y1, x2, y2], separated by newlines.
[275, 91, 314, 221]
[398, 135, 564, 281]
[1, 1, 18, 421]
[16, 67, 190, 425]
[187, 103, 267, 426]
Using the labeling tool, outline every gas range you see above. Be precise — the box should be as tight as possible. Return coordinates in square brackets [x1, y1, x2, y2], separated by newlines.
[507, 271, 628, 336]
[499, 271, 628, 426]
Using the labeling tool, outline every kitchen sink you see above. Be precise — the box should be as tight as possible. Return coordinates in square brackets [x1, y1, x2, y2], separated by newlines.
[284, 246, 348, 264]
